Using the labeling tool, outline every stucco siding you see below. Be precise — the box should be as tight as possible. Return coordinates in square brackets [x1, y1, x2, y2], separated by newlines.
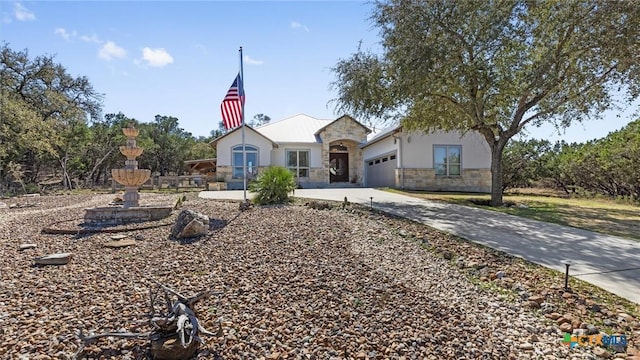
[400, 130, 490, 169]
[216, 130, 274, 167]
[362, 136, 397, 163]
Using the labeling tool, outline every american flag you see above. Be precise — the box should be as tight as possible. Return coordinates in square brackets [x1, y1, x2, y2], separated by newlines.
[220, 74, 245, 130]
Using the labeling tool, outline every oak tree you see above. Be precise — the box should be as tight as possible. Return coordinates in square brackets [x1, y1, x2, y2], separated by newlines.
[332, 0, 640, 205]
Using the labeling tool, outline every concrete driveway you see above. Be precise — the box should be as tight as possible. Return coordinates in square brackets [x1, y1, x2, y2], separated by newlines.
[199, 188, 640, 304]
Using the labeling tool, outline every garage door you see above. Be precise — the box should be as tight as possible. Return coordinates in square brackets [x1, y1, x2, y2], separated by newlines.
[365, 153, 397, 188]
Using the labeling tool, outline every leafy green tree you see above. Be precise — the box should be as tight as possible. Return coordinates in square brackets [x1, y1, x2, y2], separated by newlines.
[551, 120, 640, 200]
[84, 113, 137, 186]
[537, 118, 639, 201]
[141, 115, 193, 176]
[541, 141, 573, 194]
[0, 43, 102, 190]
[248, 113, 271, 127]
[502, 139, 552, 190]
[186, 140, 216, 161]
[0, 95, 57, 187]
[52, 118, 90, 189]
[332, 0, 640, 206]
[249, 166, 297, 205]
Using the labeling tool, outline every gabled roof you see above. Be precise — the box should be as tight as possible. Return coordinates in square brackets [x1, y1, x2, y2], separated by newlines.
[360, 123, 402, 148]
[314, 115, 372, 136]
[210, 114, 375, 146]
[209, 125, 278, 147]
[256, 114, 332, 143]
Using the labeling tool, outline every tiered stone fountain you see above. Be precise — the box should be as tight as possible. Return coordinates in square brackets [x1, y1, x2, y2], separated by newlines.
[84, 126, 172, 224]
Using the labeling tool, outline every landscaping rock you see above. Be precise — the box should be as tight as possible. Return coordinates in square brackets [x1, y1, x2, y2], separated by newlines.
[103, 239, 136, 248]
[559, 322, 573, 333]
[33, 252, 72, 265]
[0, 193, 618, 358]
[170, 209, 209, 239]
[586, 324, 599, 335]
[593, 346, 612, 359]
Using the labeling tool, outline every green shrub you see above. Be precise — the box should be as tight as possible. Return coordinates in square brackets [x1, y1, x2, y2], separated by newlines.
[249, 166, 297, 205]
[23, 183, 40, 194]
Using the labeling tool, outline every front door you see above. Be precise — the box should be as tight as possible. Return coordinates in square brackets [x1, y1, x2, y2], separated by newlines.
[329, 153, 349, 183]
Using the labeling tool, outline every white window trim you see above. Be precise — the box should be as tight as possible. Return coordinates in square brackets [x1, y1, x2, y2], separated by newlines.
[232, 145, 259, 179]
[286, 149, 311, 178]
[433, 145, 462, 176]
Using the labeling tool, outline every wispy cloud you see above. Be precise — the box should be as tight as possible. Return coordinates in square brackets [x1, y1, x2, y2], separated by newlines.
[290, 21, 309, 32]
[98, 41, 127, 61]
[243, 55, 264, 65]
[80, 33, 101, 44]
[54, 27, 77, 41]
[14, 3, 35, 21]
[141, 47, 174, 67]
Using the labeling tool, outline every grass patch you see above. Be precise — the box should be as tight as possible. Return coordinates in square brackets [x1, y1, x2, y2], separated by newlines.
[386, 188, 640, 241]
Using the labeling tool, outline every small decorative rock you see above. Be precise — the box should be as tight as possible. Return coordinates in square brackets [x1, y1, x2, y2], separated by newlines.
[546, 312, 562, 320]
[103, 239, 136, 248]
[239, 200, 252, 211]
[593, 346, 611, 359]
[19, 243, 37, 251]
[110, 234, 128, 240]
[150, 336, 198, 360]
[34, 252, 72, 265]
[518, 342, 534, 350]
[586, 324, 598, 335]
[527, 301, 541, 309]
[559, 322, 573, 333]
[528, 295, 544, 305]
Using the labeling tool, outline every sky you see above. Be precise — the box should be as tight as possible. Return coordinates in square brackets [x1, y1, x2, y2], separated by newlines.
[1, 1, 637, 143]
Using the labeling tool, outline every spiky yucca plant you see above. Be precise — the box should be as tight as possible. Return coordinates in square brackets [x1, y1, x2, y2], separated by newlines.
[249, 166, 297, 205]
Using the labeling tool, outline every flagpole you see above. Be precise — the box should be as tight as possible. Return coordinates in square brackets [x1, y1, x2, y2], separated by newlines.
[239, 46, 246, 202]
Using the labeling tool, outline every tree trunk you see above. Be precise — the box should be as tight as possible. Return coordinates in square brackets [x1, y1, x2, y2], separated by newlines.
[86, 148, 115, 188]
[490, 141, 507, 207]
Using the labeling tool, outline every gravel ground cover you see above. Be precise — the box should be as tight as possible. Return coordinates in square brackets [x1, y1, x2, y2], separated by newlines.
[0, 192, 637, 359]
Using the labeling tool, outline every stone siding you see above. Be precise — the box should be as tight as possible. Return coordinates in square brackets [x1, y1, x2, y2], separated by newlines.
[318, 116, 369, 185]
[398, 168, 491, 193]
[218, 165, 328, 189]
[215, 166, 270, 181]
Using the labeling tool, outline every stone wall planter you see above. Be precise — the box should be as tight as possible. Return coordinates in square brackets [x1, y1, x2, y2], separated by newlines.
[207, 182, 227, 191]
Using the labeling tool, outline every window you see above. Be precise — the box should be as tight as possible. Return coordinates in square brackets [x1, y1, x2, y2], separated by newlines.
[232, 145, 258, 178]
[434, 145, 461, 176]
[330, 144, 348, 152]
[286, 150, 310, 178]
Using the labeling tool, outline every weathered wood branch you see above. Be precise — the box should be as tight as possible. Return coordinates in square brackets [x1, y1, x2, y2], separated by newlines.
[77, 328, 150, 344]
[75, 279, 222, 360]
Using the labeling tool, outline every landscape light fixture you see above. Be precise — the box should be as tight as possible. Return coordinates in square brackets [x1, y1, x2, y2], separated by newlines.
[562, 260, 573, 291]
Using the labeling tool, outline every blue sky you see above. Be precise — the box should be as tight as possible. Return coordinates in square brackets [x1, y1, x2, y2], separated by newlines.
[1, 1, 637, 143]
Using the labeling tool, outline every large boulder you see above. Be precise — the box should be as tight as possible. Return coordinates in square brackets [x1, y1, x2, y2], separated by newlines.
[171, 210, 209, 239]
